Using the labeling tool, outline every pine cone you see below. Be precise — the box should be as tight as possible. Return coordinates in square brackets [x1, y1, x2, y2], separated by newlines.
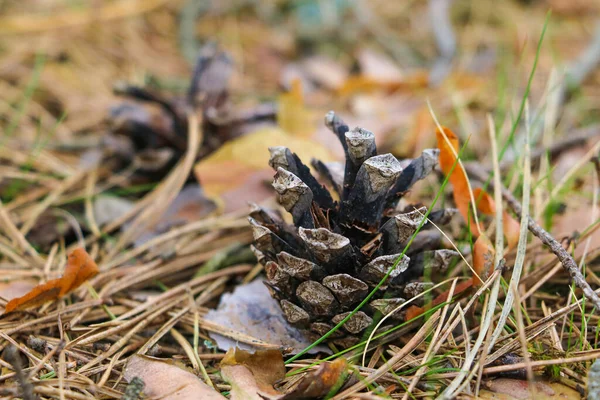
[249, 111, 459, 348]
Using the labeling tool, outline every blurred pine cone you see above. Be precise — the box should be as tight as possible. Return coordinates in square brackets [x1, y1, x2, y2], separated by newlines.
[250, 111, 458, 348]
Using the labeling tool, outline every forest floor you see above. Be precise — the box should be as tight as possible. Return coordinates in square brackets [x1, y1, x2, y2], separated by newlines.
[1, 1, 600, 399]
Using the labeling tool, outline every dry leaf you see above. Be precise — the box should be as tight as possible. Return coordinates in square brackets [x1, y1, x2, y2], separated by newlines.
[338, 49, 428, 96]
[280, 358, 349, 399]
[194, 78, 336, 212]
[435, 126, 520, 249]
[4, 248, 98, 314]
[473, 188, 520, 250]
[277, 78, 314, 138]
[337, 74, 428, 97]
[221, 348, 285, 400]
[194, 127, 333, 212]
[436, 126, 481, 236]
[124, 354, 225, 400]
[301, 56, 348, 90]
[357, 48, 404, 83]
[480, 378, 581, 400]
[403, 127, 510, 320]
[473, 234, 496, 286]
[220, 349, 349, 400]
[204, 279, 329, 354]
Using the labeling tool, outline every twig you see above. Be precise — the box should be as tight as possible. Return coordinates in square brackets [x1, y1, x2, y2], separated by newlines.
[496, 125, 600, 172]
[465, 164, 600, 311]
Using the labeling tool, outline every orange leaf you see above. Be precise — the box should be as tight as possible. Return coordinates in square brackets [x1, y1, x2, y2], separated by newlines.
[404, 278, 475, 321]
[473, 188, 520, 250]
[473, 235, 495, 286]
[436, 128, 520, 249]
[435, 127, 482, 236]
[4, 248, 98, 313]
[405, 305, 425, 321]
[337, 73, 429, 96]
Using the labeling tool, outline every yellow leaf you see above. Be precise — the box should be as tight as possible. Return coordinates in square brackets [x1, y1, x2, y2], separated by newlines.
[194, 127, 334, 211]
[277, 79, 314, 137]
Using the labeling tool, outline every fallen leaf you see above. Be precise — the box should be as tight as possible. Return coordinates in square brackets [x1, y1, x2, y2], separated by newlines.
[124, 354, 225, 400]
[435, 126, 481, 236]
[280, 358, 349, 399]
[301, 56, 348, 90]
[473, 188, 520, 250]
[473, 234, 496, 286]
[93, 195, 135, 227]
[221, 348, 285, 400]
[219, 349, 349, 400]
[4, 248, 98, 314]
[403, 128, 507, 320]
[130, 184, 217, 246]
[0, 280, 37, 313]
[337, 73, 428, 97]
[357, 48, 404, 83]
[436, 126, 496, 290]
[435, 127, 520, 249]
[337, 49, 429, 96]
[204, 279, 329, 354]
[194, 127, 333, 212]
[222, 365, 271, 400]
[480, 378, 581, 400]
[277, 79, 314, 138]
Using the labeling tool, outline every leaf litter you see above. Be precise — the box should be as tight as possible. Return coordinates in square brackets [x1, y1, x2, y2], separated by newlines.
[0, 1, 599, 399]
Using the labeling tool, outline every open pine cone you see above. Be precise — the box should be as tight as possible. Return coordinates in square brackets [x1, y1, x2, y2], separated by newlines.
[249, 111, 459, 348]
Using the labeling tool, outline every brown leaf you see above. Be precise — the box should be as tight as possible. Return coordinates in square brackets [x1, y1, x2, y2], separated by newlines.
[280, 358, 349, 399]
[124, 354, 225, 400]
[480, 378, 581, 400]
[221, 348, 285, 400]
[4, 248, 98, 314]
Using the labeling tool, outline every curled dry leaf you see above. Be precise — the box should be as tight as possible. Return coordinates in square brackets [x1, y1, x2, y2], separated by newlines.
[221, 348, 285, 400]
[280, 358, 349, 400]
[436, 126, 480, 235]
[4, 248, 98, 314]
[124, 354, 225, 400]
[435, 127, 520, 249]
[219, 348, 349, 400]
[406, 127, 508, 319]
